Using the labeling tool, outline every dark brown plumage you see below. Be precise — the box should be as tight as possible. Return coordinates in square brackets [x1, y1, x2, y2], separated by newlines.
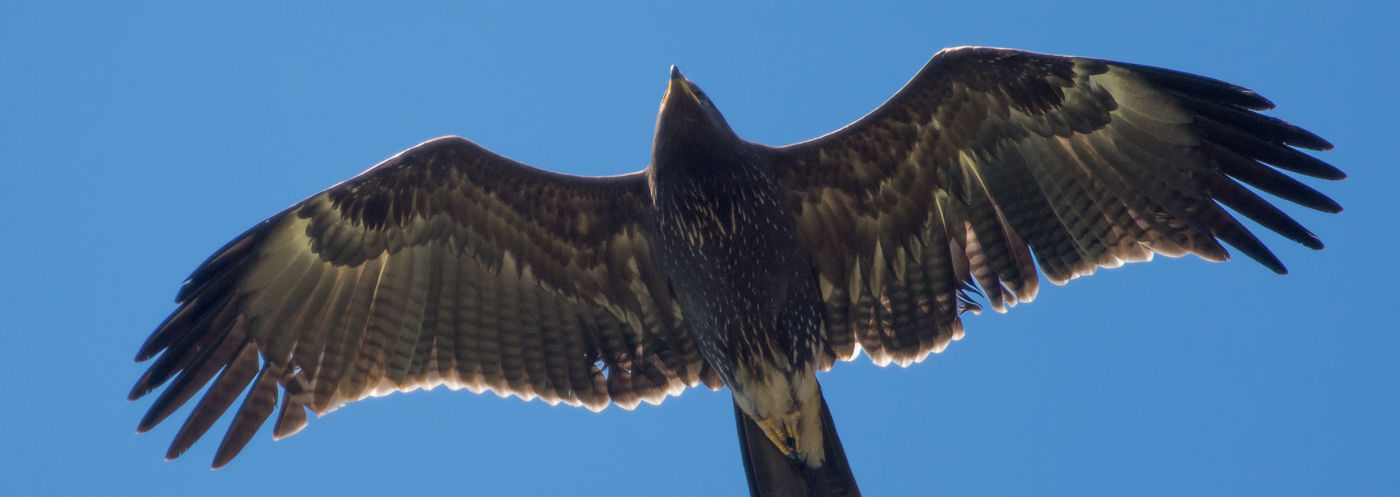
[130, 47, 1341, 494]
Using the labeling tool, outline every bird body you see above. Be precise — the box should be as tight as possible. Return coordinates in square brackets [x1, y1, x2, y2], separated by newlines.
[650, 67, 829, 466]
[130, 47, 1342, 496]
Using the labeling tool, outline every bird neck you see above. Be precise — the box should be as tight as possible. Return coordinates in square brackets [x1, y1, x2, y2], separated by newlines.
[652, 113, 759, 175]
[648, 142, 766, 209]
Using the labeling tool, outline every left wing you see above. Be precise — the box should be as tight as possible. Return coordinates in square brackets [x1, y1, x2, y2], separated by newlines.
[130, 137, 713, 467]
[764, 47, 1343, 368]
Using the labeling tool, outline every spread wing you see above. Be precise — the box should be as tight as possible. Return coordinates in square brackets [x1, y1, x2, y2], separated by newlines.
[130, 136, 716, 468]
[766, 47, 1343, 368]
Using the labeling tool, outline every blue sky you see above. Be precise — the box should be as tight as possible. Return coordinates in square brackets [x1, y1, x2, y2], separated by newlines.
[2, 1, 1395, 496]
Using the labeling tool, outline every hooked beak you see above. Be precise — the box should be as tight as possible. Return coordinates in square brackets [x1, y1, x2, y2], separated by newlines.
[664, 65, 692, 106]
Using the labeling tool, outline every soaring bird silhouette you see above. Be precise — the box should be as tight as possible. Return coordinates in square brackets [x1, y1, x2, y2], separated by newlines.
[130, 47, 1341, 496]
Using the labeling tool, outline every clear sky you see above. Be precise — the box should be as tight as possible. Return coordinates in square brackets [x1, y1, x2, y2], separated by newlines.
[2, 1, 1394, 496]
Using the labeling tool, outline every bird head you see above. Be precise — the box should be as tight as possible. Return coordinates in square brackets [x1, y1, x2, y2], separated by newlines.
[652, 66, 742, 169]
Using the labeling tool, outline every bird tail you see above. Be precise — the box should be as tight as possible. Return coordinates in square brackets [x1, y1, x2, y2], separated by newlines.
[734, 382, 861, 497]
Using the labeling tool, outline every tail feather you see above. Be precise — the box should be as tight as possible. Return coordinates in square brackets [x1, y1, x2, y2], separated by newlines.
[734, 384, 860, 497]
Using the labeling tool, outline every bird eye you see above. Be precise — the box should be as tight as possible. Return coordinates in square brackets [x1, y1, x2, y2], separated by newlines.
[693, 89, 708, 102]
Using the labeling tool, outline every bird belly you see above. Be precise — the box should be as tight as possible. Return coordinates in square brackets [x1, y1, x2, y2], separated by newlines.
[651, 172, 828, 464]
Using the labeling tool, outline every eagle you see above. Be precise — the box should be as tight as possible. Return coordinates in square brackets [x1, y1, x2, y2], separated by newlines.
[130, 47, 1341, 496]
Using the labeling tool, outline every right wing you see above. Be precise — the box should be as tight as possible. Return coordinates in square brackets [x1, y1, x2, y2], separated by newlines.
[766, 47, 1342, 368]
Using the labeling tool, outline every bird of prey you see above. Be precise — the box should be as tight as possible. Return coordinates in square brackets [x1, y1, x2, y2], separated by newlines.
[130, 47, 1341, 496]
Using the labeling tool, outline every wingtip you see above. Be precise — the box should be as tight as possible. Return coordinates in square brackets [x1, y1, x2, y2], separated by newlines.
[127, 379, 153, 402]
[1276, 122, 1334, 151]
[211, 453, 235, 470]
[1313, 196, 1344, 214]
[133, 334, 167, 364]
[135, 410, 163, 434]
[1293, 133, 1335, 152]
[1237, 89, 1276, 111]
